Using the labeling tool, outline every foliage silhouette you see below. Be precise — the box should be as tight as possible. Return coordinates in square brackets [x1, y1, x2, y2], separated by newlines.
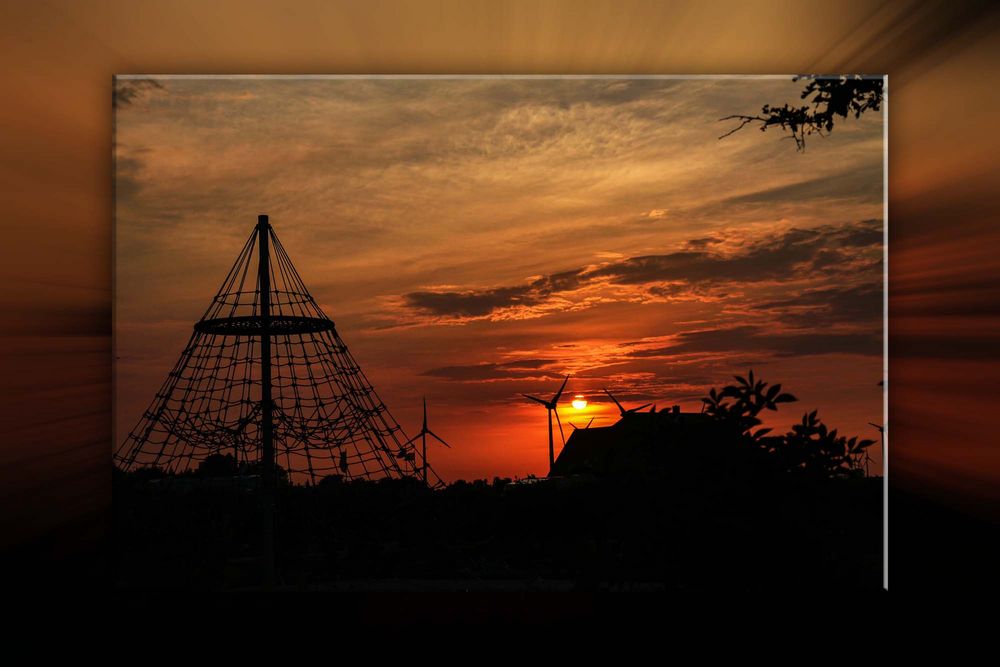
[719, 75, 884, 150]
[702, 371, 876, 478]
[701, 369, 797, 439]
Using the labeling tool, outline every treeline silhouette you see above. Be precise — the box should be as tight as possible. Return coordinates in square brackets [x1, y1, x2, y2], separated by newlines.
[114, 373, 882, 591]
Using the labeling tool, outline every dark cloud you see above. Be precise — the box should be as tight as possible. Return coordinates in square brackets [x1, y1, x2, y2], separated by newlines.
[113, 79, 164, 109]
[645, 283, 690, 298]
[420, 360, 560, 381]
[402, 286, 541, 317]
[114, 156, 144, 200]
[529, 268, 588, 293]
[768, 332, 882, 357]
[758, 282, 883, 327]
[829, 218, 884, 246]
[587, 251, 717, 284]
[497, 358, 555, 369]
[631, 325, 881, 358]
[685, 236, 724, 249]
[402, 219, 884, 319]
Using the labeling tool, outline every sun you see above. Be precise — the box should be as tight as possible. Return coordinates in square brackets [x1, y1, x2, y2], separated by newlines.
[571, 394, 587, 410]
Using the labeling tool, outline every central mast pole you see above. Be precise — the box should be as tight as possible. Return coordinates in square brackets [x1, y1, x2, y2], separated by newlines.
[258, 214, 273, 490]
[257, 213, 275, 587]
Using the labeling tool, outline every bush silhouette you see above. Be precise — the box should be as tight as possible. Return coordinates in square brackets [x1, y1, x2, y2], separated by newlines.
[196, 453, 238, 477]
[702, 371, 876, 478]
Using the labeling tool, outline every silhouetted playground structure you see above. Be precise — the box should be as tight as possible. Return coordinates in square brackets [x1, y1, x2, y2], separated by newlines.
[115, 215, 444, 489]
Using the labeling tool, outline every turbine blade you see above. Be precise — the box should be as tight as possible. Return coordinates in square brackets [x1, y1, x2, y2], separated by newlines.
[586, 417, 595, 428]
[604, 388, 625, 415]
[428, 430, 451, 448]
[627, 403, 652, 414]
[552, 375, 570, 403]
[554, 408, 566, 446]
[523, 394, 549, 406]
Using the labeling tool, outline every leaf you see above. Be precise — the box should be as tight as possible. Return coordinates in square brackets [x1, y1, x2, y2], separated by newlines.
[734, 375, 748, 387]
[774, 393, 797, 404]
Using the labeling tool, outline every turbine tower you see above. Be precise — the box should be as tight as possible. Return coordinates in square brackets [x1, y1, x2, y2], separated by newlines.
[523, 375, 570, 471]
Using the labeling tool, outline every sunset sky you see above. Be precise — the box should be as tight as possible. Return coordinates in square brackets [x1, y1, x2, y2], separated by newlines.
[114, 76, 884, 481]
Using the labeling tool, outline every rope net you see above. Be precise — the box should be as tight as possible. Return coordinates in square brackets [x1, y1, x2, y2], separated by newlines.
[115, 221, 443, 487]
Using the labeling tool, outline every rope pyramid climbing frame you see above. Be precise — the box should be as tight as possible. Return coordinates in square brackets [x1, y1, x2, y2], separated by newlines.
[115, 215, 444, 488]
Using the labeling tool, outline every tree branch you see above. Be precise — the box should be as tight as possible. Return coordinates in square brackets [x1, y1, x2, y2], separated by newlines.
[718, 75, 883, 151]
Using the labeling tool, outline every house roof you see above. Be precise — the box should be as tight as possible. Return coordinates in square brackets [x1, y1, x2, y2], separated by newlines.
[549, 410, 724, 477]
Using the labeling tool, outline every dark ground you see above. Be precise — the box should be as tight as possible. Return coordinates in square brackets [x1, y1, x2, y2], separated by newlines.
[10, 474, 1000, 607]
[113, 470, 883, 592]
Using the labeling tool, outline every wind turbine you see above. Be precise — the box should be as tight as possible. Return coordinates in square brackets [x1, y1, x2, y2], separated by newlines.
[570, 417, 596, 431]
[523, 375, 570, 470]
[603, 389, 652, 417]
[403, 398, 451, 485]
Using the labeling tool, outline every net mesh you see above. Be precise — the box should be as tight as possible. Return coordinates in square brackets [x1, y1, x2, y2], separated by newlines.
[115, 221, 442, 487]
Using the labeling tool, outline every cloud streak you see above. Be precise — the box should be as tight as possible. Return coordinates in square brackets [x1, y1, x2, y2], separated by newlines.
[628, 326, 881, 359]
[401, 219, 883, 324]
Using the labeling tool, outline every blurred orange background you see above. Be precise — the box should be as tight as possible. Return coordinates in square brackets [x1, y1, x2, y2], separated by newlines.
[2, 0, 999, 553]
